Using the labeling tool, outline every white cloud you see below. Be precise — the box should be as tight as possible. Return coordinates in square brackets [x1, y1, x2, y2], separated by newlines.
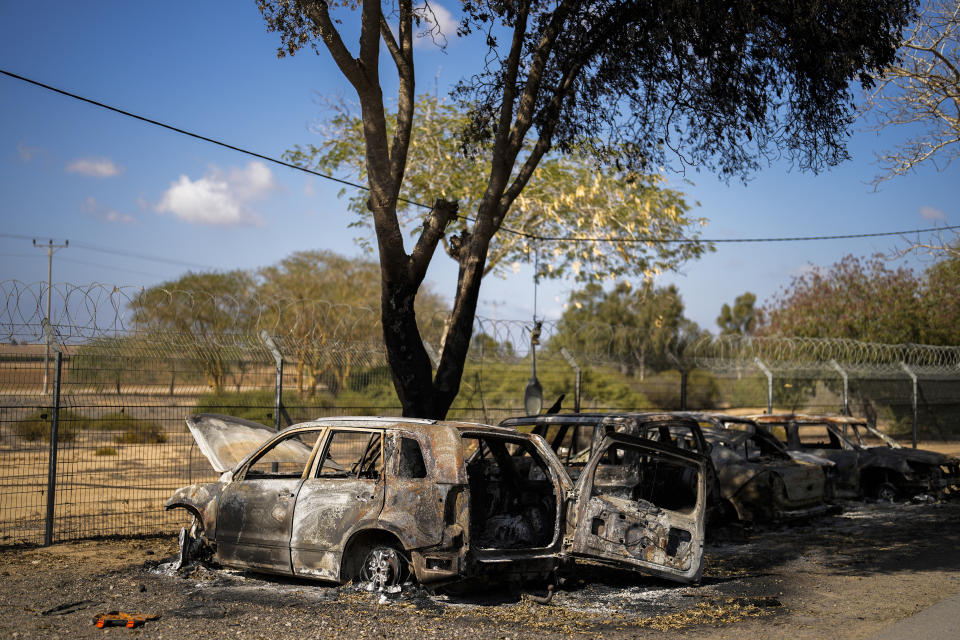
[81, 196, 135, 224]
[67, 157, 124, 177]
[920, 205, 946, 221]
[415, 3, 457, 47]
[155, 161, 275, 226]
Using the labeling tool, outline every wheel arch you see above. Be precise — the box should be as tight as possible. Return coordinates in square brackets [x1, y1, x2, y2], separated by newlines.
[339, 528, 409, 582]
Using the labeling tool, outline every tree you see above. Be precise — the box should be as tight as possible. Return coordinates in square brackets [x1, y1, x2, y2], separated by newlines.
[256, 250, 447, 395]
[920, 251, 960, 344]
[129, 271, 258, 390]
[552, 282, 702, 377]
[756, 255, 925, 343]
[717, 292, 757, 336]
[864, 0, 960, 184]
[286, 94, 709, 283]
[259, 0, 915, 418]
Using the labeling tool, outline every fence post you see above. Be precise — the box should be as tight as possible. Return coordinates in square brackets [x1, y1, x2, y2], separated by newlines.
[41, 319, 62, 547]
[667, 353, 687, 410]
[260, 331, 284, 433]
[829, 359, 849, 416]
[754, 357, 773, 414]
[560, 348, 582, 413]
[899, 362, 918, 449]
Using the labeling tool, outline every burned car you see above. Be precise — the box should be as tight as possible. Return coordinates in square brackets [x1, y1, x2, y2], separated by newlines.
[166, 414, 708, 589]
[679, 413, 831, 523]
[499, 412, 722, 522]
[749, 413, 960, 501]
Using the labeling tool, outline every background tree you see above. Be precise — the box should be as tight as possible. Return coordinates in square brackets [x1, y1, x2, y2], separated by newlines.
[717, 292, 757, 336]
[552, 282, 703, 378]
[286, 94, 709, 283]
[920, 251, 960, 344]
[257, 250, 447, 395]
[864, 0, 960, 184]
[129, 271, 257, 390]
[756, 255, 924, 343]
[259, 0, 915, 419]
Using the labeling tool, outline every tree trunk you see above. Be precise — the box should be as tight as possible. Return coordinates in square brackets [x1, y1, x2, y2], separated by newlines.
[381, 279, 441, 417]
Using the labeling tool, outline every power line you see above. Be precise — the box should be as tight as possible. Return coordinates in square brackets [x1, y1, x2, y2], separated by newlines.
[531, 224, 960, 244]
[68, 241, 214, 270]
[3, 68, 958, 247]
[0, 233, 214, 269]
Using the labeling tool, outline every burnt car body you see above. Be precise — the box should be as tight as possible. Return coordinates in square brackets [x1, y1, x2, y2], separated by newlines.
[678, 413, 830, 523]
[749, 413, 960, 501]
[499, 413, 722, 522]
[166, 414, 708, 588]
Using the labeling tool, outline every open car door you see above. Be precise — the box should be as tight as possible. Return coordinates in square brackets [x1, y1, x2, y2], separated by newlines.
[563, 433, 706, 584]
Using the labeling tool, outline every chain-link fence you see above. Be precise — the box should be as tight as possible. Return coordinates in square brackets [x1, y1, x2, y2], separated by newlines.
[1, 280, 958, 546]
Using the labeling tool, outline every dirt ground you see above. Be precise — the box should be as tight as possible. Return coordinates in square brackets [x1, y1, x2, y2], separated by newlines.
[2, 499, 959, 640]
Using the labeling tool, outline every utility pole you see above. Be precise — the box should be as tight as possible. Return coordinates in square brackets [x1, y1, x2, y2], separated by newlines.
[33, 238, 68, 394]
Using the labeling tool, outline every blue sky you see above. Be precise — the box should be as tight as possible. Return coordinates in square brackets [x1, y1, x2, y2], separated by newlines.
[1, 1, 956, 332]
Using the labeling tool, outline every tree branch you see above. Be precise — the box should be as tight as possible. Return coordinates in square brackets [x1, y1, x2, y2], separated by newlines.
[409, 199, 459, 283]
[303, 0, 365, 90]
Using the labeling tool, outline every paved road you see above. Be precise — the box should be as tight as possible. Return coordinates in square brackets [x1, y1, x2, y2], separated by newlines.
[868, 591, 960, 639]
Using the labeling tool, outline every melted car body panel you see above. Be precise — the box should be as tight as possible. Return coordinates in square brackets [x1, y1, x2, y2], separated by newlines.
[564, 434, 706, 583]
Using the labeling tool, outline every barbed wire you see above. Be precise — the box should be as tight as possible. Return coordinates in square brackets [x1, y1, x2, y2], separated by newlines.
[2, 280, 959, 374]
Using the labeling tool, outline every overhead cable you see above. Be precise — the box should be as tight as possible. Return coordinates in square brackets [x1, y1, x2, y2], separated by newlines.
[4, 68, 958, 246]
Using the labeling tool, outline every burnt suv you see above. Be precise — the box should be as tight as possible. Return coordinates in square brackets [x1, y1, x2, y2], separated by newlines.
[167, 414, 708, 589]
[499, 412, 721, 522]
[750, 413, 960, 501]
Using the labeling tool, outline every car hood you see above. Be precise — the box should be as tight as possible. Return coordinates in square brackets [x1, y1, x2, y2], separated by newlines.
[866, 446, 953, 466]
[186, 413, 278, 473]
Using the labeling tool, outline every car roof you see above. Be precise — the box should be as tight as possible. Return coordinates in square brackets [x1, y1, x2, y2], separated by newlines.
[500, 412, 699, 427]
[748, 413, 867, 426]
[273, 416, 521, 437]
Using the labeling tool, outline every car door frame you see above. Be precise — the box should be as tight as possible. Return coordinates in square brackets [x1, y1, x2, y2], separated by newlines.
[563, 433, 707, 584]
[214, 426, 326, 574]
[289, 427, 388, 581]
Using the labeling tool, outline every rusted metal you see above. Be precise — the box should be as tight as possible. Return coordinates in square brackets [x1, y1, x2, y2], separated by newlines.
[167, 414, 708, 589]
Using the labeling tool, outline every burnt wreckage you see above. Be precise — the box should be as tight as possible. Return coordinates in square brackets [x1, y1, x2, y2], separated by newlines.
[678, 413, 831, 523]
[167, 414, 707, 589]
[750, 414, 960, 501]
[500, 412, 725, 523]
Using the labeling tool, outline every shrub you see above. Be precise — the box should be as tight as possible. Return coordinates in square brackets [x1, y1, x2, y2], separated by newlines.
[94, 414, 167, 444]
[95, 446, 118, 456]
[13, 410, 82, 442]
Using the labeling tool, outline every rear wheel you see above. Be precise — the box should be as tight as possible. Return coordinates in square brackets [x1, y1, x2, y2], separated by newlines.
[356, 544, 406, 591]
[872, 482, 899, 502]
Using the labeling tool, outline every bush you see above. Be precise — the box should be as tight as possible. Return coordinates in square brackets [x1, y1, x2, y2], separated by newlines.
[13, 410, 82, 442]
[95, 414, 167, 444]
[13, 410, 166, 444]
[95, 446, 118, 456]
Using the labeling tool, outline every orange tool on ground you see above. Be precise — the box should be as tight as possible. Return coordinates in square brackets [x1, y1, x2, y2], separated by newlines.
[93, 611, 160, 628]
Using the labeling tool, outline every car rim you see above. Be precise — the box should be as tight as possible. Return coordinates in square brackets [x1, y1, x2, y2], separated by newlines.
[361, 546, 401, 591]
[876, 484, 897, 502]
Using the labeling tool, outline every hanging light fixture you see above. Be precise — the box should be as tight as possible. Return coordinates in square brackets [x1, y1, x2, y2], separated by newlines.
[523, 242, 543, 415]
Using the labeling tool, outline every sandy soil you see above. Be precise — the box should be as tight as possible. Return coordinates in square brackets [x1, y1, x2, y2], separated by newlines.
[1, 499, 959, 640]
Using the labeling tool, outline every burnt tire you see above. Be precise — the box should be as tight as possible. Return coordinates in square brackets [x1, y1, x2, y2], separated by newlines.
[356, 544, 407, 590]
[872, 482, 899, 502]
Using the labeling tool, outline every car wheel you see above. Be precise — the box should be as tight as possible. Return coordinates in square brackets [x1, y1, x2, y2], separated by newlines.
[873, 482, 898, 502]
[357, 544, 406, 591]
